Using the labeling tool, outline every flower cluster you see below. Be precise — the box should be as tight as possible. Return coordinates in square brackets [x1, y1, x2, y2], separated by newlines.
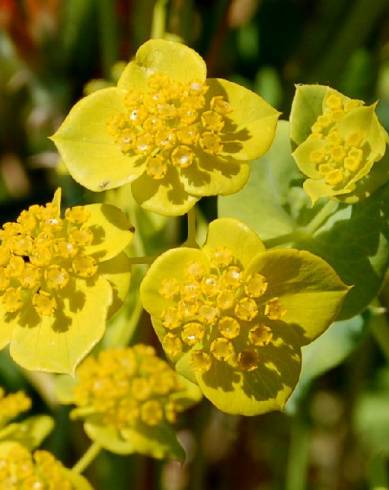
[0, 388, 31, 427]
[52, 39, 279, 216]
[291, 85, 388, 203]
[0, 189, 133, 374]
[0, 442, 91, 490]
[106, 73, 233, 179]
[141, 218, 349, 415]
[159, 247, 285, 374]
[70, 345, 201, 458]
[74, 345, 187, 428]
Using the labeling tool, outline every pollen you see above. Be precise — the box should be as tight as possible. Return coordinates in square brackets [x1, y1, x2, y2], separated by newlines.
[163, 333, 183, 358]
[73, 346, 186, 431]
[210, 337, 235, 361]
[264, 298, 286, 320]
[191, 349, 212, 374]
[244, 273, 268, 298]
[218, 316, 240, 339]
[237, 349, 259, 371]
[32, 291, 57, 317]
[107, 73, 232, 180]
[181, 322, 205, 345]
[0, 196, 100, 321]
[235, 297, 258, 321]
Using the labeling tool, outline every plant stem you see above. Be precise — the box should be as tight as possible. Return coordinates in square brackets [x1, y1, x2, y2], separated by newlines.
[185, 207, 198, 247]
[151, 0, 169, 39]
[285, 416, 310, 490]
[368, 455, 389, 490]
[369, 305, 389, 363]
[304, 200, 338, 235]
[72, 443, 101, 474]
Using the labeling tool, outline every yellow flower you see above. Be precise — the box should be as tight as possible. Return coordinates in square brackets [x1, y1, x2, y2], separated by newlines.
[0, 388, 31, 428]
[70, 345, 201, 459]
[140, 218, 350, 415]
[290, 85, 388, 203]
[0, 189, 133, 374]
[0, 441, 92, 489]
[51, 39, 280, 216]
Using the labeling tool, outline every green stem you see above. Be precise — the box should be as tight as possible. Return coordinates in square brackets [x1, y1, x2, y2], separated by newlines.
[97, 0, 118, 77]
[285, 416, 310, 490]
[72, 442, 101, 474]
[368, 455, 389, 490]
[304, 200, 338, 235]
[151, 0, 169, 39]
[369, 305, 389, 363]
[185, 207, 198, 247]
[263, 231, 308, 249]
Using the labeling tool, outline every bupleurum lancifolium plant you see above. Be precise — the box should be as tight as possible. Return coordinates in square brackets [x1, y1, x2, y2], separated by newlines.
[1, 32, 388, 483]
[51, 39, 280, 216]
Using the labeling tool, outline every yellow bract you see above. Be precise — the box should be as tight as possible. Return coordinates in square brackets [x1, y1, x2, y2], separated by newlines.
[52, 39, 280, 216]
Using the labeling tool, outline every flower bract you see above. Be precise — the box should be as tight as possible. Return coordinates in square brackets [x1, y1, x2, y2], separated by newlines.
[0, 189, 133, 374]
[0, 441, 92, 489]
[140, 218, 350, 415]
[69, 345, 201, 459]
[51, 39, 280, 216]
[290, 84, 389, 203]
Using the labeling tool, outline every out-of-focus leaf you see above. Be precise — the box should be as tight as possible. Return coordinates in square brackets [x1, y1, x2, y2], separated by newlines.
[0, 415, 54, 449]
[286, 315, 366, 414]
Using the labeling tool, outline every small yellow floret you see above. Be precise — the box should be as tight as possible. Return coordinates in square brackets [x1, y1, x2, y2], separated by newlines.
[244, 273, 268, 298]
[325, 94, 342, 110]
[210, 337, 234, 361]
[141, 400, 163, 426]
[146, 154, 168, 179]
[181, 322, 205, 345]
[264, 298, 286, 320]
[163, 333, 183, 358]
[218, 316, 240, 339]
[2, 287, 23, 313]
[32, 291, 57, 316]
[237, 349, 259, 371]
[72, 255, 97, 278]
[249, 324, 272, 346]
[191, 350, 212, 373]
[235, 297, 258, 321]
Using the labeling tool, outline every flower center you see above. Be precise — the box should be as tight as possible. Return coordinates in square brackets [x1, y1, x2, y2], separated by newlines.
[158, 246, 287, 375]
[308, 93, 367, 189]
[107, 74, 232, 180]
[0, 444, 76, 489]
[73, 345, 185, 429]
[0, 202, 97, 319]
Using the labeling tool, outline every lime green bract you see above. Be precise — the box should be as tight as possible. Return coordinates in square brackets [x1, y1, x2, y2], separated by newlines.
[140, 218, 349, 415]
[290, 85, 389, 203]
[0, 189, 133, 374]
[52, 39, 280, 216]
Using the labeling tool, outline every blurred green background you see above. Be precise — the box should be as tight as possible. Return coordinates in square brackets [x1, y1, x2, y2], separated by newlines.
[1, 1, 389, 489]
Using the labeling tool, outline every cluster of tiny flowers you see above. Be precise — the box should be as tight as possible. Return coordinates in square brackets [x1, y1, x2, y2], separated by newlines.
[0, 200, 96, 318]
[107, 73, 233, 180]
[73, 345, 185, 429]
[159, 246, 287, 374]
[308, 93, 365, 188]
[0, 444, 74, 490]
[0, 388, 31, 427]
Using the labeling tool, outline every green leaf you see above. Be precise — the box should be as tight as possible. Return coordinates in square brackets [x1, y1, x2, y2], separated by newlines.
[286, 315, 366, 414]
[0, 415, 54, 449]
[85, 421, 185, 460]
[218, 121, 389, 319]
